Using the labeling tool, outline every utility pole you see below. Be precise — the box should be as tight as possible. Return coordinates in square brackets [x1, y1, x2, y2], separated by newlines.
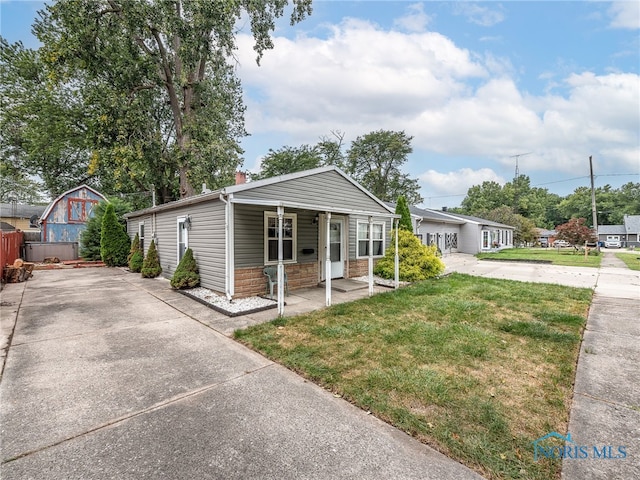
[510, 152, 531, 214]
[589, 156, 599, 249]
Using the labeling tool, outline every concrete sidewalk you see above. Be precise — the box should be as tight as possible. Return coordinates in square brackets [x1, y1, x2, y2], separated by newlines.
[0, 268, 482, 480]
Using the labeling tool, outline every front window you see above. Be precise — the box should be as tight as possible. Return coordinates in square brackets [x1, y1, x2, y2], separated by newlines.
[264, 212, 297, 264]
[139, 222, 145, 253]
[357, 221, 385, 257]
[482, 230, 490, 249]
[67, 198, 98, 223]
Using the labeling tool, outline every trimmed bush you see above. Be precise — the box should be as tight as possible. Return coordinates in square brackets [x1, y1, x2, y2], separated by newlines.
[128, 233, 141, 262]
[141, 239, 162, 278]
[374, 229, 445, 282]
[170, 248, 200, 289]
[129, 250, 144, 273]
[100, 203, 131, 266]
[80, 198, 131, 261]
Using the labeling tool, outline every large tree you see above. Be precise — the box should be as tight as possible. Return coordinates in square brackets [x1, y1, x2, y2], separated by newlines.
[345, 130, 422, 204]
[251, 145, 323, 181]
[2, 0, 312, 201]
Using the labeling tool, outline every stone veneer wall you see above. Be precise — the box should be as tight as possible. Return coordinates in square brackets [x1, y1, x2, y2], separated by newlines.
[234, 262, 319, 298]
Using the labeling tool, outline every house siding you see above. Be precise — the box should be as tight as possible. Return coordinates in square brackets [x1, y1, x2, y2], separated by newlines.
[128, 200, 226, 293]
[347, 215, 393, 260]
[234, 204, 319, 268]
[233, 170, 390, 214]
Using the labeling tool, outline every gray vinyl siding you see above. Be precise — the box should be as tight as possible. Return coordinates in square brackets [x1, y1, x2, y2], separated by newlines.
[234, 204, 318, 268]
[127, 200, 226, 293]
[127, 216, 151, 256]
[458, 223, 481, 254]
[234, 170, 390, 214]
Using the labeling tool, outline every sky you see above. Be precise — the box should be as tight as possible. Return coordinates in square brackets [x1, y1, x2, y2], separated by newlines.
[2, 1, 639, 208]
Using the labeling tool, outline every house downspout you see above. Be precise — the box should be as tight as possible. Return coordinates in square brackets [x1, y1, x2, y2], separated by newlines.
[368, 216, 374, 296]
[394, 219, 399, 289]
[220, 193, 233, 301]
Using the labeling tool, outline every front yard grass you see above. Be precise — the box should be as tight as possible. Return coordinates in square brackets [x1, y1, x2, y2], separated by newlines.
[477, 247, 602, 268]
[235, 273, 593, 480]
[615, 252, 640, 270]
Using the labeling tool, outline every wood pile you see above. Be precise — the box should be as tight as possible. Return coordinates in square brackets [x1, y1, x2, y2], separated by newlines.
[2, 259, 34, 283]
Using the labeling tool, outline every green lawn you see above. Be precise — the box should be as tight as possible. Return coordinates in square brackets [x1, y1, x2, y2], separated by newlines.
[477, 248, 602, 268]
[615, 252, 640, 271]
[235, 274, 593, 479]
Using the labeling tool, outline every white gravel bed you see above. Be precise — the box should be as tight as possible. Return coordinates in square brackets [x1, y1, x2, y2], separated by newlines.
[352, 275, 410, 288]
[186, 287, 276, 314]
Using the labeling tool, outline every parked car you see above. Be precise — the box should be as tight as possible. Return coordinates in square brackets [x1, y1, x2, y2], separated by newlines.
[553, 240, 571, 247]
[604, 240, 621, 248]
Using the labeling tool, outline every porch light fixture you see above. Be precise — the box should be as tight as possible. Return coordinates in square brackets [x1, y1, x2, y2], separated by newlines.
[312, 215, 319, 225]
[184, 215, 192, 230]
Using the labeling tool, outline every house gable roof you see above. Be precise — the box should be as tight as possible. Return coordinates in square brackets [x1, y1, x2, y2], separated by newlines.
[408, 206, 515, 229]
[598, 224, 625, 235]
[0, 203, 46, 219]
[624, 215, 640, 234]
[126, 166, 396, 219]
[40, 185, 107, 222]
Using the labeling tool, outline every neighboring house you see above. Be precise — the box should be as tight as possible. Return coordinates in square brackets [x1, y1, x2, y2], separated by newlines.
[409, 206, 515, 255]
[125, 167, 399, 304]
[40, 185, 106, 243]
[536, 228, 557, 247]
[0, 203, 45, 232]
[597, 215, 640, 247]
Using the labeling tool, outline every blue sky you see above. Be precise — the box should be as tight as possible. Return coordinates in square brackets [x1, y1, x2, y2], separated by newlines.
[2, 1, 639, 207]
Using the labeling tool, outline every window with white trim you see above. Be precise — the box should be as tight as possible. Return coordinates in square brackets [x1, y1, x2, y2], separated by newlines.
[357, 221, 385, 257]
[177, 216, 189, 264]
[264, 212, 297, 264]
[482, 230, 490, 249]
[139, 222, 145, 253]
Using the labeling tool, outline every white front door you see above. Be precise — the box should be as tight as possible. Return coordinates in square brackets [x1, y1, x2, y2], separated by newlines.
[329, 218, 344, 278]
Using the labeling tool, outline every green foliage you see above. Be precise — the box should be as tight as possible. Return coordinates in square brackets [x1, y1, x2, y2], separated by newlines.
[128, 233, 141, 261]
[345, 130, 423, 204]
[477, 206, 537, 246]
[170, 248, 200, 289]
[128, 250, 144, 273]
[374, 229, 445, 281]
[100, 203, 131, 266]
[395, 195, 413, 231]
[0, 160, 45, 203]
[80, 199, 131, 261]
[141, 239, 162, 278]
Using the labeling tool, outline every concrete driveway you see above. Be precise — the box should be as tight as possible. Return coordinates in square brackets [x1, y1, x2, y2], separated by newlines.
[0, 268, 481, 480]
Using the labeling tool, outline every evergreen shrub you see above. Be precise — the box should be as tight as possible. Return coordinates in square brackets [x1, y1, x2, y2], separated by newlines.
[141, 239, 162, 278]
[374, 229, 445, 282]
[100, 203, 131, 266]
[170, 248, 200, 289]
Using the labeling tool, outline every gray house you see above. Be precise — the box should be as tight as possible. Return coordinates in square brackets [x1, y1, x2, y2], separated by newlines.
[125, 167, 399, 311]
[408, 207, 515, 255]
[597, 215, 640, 247]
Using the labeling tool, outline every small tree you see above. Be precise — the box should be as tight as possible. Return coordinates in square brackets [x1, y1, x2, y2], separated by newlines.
[395, 195, 413, 231]
[374, 229, 445, 282]
[128, 233, 143, 272]
[141, 239, 162, 278]
[80, 198, 131, 260]
[100, 203, 131, 266]
[170, 248, 200, 289]
[555, 218, 596, 246]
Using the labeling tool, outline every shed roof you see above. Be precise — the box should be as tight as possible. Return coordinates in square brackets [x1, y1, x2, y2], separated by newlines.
[40, 185, 106, 221]
[0, 203, 46, 219]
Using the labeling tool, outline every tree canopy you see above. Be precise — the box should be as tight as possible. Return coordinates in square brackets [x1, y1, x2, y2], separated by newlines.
[1, 0, 312, 202]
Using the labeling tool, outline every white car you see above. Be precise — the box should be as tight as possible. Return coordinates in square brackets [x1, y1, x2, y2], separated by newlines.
[604, 240, 621, 248]
[553, 240, 571, 247]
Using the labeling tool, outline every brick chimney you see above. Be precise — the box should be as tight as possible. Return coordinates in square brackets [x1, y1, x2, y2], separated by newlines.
[235, 171, 246, 185]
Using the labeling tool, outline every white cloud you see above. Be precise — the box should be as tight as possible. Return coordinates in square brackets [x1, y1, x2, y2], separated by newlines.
[608, 1, 640, 30]
[419, 168, 506, 198]
[452, 2, 505, 27]
[393, 2, 432, 33]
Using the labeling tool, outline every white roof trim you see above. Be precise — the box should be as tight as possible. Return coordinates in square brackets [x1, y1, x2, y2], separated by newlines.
[229, 197, 399, 219]
[40, 185, 107, 221]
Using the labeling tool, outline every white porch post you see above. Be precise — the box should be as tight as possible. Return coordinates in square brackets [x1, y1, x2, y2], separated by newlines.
[394, 219, 399, 289]
[277, 205, 285, 316]
[368, 216, 374, 296]
[325, 212, 332, 306]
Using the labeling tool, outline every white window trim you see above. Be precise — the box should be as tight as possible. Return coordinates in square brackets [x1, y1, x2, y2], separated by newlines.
[264, 211, 297, 265]
[177, 216, 189, 265]
[482, 230, 490, 249]
[356, 220, 385, 259]
[138, 221, 145, 253]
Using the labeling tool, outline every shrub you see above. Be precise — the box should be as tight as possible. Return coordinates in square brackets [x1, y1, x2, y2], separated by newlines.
[80, 198, 131, 261]
[141, 239, 162, 278]
[170, 248, 200, 289]
[395, 195, 413, 231]
[129, 250, 144, 272]
[100, 203, 131, 266]
[128, 233, 140, 262]
[374, 229, 445, 282]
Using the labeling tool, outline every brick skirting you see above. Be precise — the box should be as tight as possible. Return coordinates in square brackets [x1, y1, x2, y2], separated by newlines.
[234, 262, 319, 298]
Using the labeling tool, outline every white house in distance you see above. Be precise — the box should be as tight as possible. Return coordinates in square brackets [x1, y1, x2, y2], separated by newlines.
[407, 206, 515, 255]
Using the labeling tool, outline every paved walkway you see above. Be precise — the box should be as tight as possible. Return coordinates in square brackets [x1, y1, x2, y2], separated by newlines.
[0, 268, 481, 480]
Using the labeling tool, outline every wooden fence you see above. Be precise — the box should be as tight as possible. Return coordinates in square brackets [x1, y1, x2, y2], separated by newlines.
[1, 230, 24, 268]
